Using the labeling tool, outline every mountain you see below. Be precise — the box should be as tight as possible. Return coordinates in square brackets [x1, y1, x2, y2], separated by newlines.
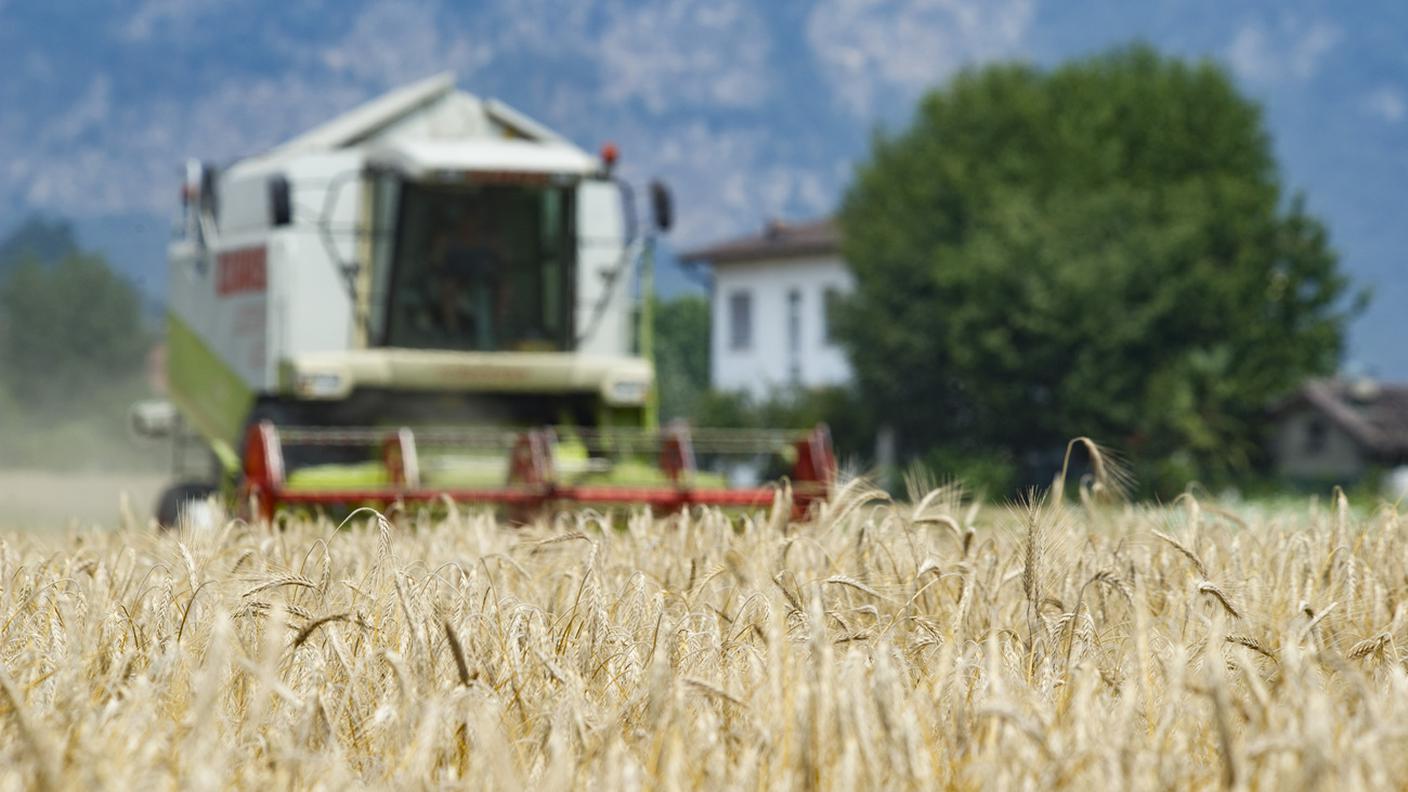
[1, 0, 1405, 374]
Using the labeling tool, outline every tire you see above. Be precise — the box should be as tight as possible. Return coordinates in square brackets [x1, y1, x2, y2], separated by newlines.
[155, 481, 218, 530]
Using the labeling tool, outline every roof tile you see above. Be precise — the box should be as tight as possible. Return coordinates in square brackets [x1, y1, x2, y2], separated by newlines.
[680, 217, 839, 264]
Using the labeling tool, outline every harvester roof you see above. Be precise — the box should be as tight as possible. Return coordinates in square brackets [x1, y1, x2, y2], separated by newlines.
[365, 138, 600, 180]
[231, 72, 598, 176]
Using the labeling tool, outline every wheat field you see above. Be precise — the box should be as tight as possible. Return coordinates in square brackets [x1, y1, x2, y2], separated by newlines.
[2, 475, 1408, 790]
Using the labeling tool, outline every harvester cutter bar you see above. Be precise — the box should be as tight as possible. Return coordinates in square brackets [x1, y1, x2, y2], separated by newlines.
[266, 484, 790, 509]
[240, 420, 836, 521]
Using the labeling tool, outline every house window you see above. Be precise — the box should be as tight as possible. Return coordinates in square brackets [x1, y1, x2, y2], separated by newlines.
[728, 290, 752, 351]
[787, 288, 802, 384]
[1304, 417, 1328, 455]
[822, 287, 842, 344]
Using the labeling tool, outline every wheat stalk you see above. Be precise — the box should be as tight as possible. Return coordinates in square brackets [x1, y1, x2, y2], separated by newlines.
[1, 460, 1406, 789]
[1198, 581, 1242, 619]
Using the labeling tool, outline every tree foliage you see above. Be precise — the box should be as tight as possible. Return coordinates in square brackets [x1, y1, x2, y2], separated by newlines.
[0, 255, 151, 411]
[836, 45, 1360, 491]
[653, 295, 711, 420]
[0, 231, 157, 469]
[0, 214, 80, 279]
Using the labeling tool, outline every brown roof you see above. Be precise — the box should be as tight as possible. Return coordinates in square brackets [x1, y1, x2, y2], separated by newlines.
[1276, 379, 1408, 459]
[679, 217, 839, 264]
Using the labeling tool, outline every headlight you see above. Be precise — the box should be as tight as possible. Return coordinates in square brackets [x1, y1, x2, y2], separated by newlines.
[605, 378, 649, 405]
[295, 371, 346, 399]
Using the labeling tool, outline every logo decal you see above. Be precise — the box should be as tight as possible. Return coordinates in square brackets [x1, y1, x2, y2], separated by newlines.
[216, 247, 267, 296]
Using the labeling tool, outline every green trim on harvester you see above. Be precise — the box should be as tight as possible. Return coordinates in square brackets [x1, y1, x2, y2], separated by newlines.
[167, 313, 255, 474]
[599, 404, 648, 432]
[638, 237, 659, 430]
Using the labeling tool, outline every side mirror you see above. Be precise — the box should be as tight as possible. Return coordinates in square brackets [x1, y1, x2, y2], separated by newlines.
[650, 180, 673, 233]
[199, 162, 220, 221]
[269, 175, 292, 227]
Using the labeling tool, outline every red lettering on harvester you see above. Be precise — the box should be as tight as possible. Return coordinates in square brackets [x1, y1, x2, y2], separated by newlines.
[216, 247, 267, 296]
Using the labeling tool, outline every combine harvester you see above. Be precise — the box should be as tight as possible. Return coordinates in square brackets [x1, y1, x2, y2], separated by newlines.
[133, 74, 834, 525]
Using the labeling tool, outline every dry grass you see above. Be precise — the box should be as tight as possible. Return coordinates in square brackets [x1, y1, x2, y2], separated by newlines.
[3, 485, 1408, 789]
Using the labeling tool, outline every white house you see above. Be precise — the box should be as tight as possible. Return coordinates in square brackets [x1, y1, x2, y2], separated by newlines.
[681, 218, 853, 400]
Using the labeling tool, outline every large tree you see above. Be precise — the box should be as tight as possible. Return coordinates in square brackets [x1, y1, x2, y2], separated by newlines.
[0, 254, 151, 411]
[0, 214, 80, 278]
[837, 45, 1361, 490]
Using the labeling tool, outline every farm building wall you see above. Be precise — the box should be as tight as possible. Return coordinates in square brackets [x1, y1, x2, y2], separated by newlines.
[709, 256, 853, 399]
[1271, 405, 1370, 483]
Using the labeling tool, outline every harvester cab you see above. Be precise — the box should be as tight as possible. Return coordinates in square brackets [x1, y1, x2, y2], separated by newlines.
[136, 74, 834, 524]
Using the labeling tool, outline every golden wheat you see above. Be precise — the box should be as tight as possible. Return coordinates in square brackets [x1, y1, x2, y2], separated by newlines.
[1, 488, 1408, 789]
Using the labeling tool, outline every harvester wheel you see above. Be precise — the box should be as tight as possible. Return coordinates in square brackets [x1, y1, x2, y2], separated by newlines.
[155, 481, 218, 530]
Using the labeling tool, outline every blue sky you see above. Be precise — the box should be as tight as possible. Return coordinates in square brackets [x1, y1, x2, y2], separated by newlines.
[2, 1, 1405, 375]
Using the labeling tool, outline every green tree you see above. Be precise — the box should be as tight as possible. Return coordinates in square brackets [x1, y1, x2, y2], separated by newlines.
[0, 214, 79, 279]
[652, 295, 710, 420]
[836, 45, 1360, 493]
[0, 254, 152, 412]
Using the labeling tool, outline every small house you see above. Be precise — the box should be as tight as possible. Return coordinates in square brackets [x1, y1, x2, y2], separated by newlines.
[1270, 378, 1408, 489]
[680, 218, 853, 399]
